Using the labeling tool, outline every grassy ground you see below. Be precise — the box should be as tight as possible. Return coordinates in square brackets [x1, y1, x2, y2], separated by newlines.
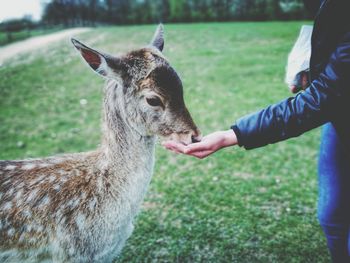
[0, 28, 62, 46]
[0, 22, 329, 262]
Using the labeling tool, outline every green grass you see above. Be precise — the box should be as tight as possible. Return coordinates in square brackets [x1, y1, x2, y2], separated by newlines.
[0, 28, 62, 46]
[0, 22, 329, 262]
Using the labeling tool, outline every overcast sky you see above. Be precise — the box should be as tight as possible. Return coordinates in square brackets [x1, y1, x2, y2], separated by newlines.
[0, 0, 48, 22]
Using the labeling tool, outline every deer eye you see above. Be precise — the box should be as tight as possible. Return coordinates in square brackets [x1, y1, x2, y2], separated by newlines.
[146, 96, 163, 107]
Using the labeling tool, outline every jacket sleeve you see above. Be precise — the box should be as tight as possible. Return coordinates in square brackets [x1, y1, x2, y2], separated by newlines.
[232, 31, 350, 150]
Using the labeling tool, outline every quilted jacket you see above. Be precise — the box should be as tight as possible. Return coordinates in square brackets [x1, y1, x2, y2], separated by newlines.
[232, 0, 350, 155]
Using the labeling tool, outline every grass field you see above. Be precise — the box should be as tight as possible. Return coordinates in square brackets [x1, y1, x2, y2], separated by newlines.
[0, 22, 329, 262]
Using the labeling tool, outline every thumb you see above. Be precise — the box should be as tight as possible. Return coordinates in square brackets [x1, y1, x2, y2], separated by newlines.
[290, 85, 300, 94]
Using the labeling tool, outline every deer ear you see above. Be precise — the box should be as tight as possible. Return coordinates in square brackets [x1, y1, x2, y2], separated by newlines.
[71, 38, 121, 78]
[150, 24, 164, 52]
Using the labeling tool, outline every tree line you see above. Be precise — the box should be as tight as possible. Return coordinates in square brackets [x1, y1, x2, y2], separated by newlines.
[42, 0, 310, 27]
[0, 0, 311, 45]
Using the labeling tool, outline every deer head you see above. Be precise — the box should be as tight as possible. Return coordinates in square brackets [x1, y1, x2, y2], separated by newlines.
[71, 25, 201, 145]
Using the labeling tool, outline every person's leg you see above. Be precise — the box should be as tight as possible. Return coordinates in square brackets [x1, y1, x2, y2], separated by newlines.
[318, 123, 350, 262]
[348, 229, 350, 257]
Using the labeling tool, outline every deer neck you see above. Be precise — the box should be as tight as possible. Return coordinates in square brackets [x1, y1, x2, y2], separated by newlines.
[99, 81, 156, 173]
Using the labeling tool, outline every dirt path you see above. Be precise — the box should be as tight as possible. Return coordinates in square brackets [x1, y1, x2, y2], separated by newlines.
[0, 28, 90, 65]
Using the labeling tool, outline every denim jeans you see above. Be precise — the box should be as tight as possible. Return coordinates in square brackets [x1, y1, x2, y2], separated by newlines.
[318, 123, 350, 263]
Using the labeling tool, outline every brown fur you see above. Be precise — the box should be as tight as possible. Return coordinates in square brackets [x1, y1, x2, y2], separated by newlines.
[0, 25, 200, 262]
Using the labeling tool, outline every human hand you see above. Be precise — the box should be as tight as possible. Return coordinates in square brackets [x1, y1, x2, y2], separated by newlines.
[290, 71, 309, 93]
[162, 130, 238, 159]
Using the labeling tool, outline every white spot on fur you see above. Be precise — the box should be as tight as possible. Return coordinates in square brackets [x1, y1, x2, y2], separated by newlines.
[48, 175, 56, 182]
[39, 195, 50, 207]
[15, 189, 23, 200]
[25, 224, 32, 232]
[96, 177, 103, 191]
[4, 165, 16, 170]
[67, 197, 80, 208]
[33, 223, 44, 232]
[88, 197, 97, 211]
[22, 209, 32, 218]
[57, 169, 66, 175]
[26, 188, 38, 202]
[28, 236, 37, 244]
[68, 247, 75, 256]
[52, 158, 65, 164]
[15, 189, 23, 206]
[72, 169, 80, 177]
[2, 179, 11, 186]
[53, 184, 61, 191]
[22, 163, 36, 170]
[19, 233, 25, 242]
[39, 163, 51, 168]
[7, 188, 14, 196]
[60, 176, 68, 183]
[75, 213, 85, 231]
[7, 228, 15, 237]
[3, 202, 12, 210]
[2, 218, 9, 228]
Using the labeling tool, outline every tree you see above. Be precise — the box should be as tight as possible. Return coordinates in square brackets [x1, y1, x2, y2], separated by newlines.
[40, 0, 308, 26]
[169, 0, 191, 22]
[0, 18, 35, 43]
[266, 0, 282, 19]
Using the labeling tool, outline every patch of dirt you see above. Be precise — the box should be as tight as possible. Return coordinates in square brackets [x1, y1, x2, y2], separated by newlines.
[0, 28, 90, 65]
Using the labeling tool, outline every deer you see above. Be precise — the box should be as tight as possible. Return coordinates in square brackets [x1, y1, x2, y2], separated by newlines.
[0, 25, 201, 263]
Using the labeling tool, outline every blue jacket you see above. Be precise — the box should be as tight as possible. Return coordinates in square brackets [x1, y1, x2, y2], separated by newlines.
[232, 0, 350, 154]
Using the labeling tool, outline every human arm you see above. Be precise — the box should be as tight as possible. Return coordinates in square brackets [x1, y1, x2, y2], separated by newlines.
[234, 31, 350, 150]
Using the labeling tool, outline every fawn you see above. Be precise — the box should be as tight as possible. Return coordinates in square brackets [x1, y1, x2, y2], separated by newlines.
[0, 25, 200, 262]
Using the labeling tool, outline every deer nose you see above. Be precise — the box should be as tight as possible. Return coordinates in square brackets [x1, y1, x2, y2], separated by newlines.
[191, 131, 202, 143]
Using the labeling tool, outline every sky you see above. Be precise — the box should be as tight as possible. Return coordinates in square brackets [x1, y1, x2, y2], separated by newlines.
[0, 0, 49, 22]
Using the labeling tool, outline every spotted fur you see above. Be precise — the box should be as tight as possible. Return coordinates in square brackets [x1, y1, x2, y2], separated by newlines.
[0, 25, 200, 262]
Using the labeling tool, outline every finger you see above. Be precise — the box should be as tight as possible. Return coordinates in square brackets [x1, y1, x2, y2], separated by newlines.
[183, 142, 211, 154]
[301, 72, 308, 89]
[162, 141, 186, 153]
[165, 145, 182, 154]
[162, 141, 178, 153]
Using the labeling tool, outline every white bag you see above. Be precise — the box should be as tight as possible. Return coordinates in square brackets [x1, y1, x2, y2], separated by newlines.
[285, 25, 313, 89]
